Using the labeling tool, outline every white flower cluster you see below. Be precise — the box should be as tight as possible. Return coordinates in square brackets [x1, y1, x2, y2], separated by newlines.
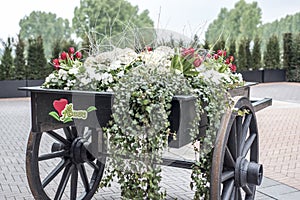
[43, 60, 82, 90]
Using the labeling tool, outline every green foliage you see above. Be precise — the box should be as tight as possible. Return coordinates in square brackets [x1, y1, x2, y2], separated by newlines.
[237, 39, 247, 71]
[100, 68, 198, 199]
[205, 0, 261, 46]
[19, 11, 71, 57]
[252, 36, 262, 70]
[264, 35, 281, 69]
[289, 33, 300, 81]
[245, 38, 252, 69]
[259, 13, 300, 53]
[27, 36, 47, 79]
[283, 33, 295, 81]
[14, 35, 26, 79]
[0, 37, 14, 80]
[72, 0, 154, 40]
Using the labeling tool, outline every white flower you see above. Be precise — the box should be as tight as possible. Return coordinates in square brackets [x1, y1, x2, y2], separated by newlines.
[69, 68, 79, 75]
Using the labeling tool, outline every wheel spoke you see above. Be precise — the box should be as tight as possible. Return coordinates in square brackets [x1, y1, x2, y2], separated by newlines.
[235, 187, 242, 200]
[87, 161, 100, 171]
[70, 165, 78, 200]
[221, 171, 234, 183]
[63, 127, 72, 140]
[221, 179, 235, 200]
[54, 164, 74, 200]
[236, 116, 242, 156]
[38, 150, 68, 161]
[72, 126, 79, 138]
[240, 114, 252, 155]
[224, 146, 235, 168]
[228, 120, 238, 159]
[242, 185, 253, 195]
[46, 131, 70, 145]
[242, 133, 257, 157]
[78, 164, 90, 192]
[42, 159, 69, 188]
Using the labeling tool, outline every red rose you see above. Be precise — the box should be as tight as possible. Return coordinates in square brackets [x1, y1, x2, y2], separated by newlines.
[214, 54, 219, 60]
[230, 64, 237, 72]
[229, 55, 234, 62]
[193, 58, 202, 67]
[145, 46, 152, 52]
[75, 51, 82, 59]
[68, 47, 75, 54]
[52, 58, 60, 70]
[217, 50, 226, 57]
[60, 52, 67, 60]
[225, 58, 230, 64]
[182, 47, 195, 57]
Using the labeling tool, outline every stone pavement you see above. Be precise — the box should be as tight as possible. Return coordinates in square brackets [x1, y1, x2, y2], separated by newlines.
[0, 82, 299, 199]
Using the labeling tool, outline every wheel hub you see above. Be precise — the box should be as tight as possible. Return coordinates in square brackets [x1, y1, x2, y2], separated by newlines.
[70, 138, 95, 164]
[235, 157, 263, 187]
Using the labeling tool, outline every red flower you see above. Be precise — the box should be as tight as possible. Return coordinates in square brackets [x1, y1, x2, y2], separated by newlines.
[145, 46, 152, 52]
[229, 63, 237, 72]
[52, 58, 60, 70]
[229, 55, 234, 62]
[60, 51, 67, 60]
[217, 50, 226, 57]
[206, 53, 211, 58]
[75, 51, 82, 59]
[193, 58, 202, 67]
[182, 47, 195, 57]
[213, 54, 219, 60]
[225, 58, 230, 64]
[68, 47, 75, 55]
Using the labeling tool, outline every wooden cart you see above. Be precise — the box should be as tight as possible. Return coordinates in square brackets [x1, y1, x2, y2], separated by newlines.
[20, 82, 272, 200]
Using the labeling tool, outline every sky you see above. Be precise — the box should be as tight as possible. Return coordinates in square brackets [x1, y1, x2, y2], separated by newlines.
[1, 0, 300, 42]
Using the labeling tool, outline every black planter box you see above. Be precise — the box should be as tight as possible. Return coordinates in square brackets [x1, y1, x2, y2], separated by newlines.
[0, 80, 44, 98]
[263, 69, 286, 82]
[240, 70, 263, 83]
[0, 80, 27, 98]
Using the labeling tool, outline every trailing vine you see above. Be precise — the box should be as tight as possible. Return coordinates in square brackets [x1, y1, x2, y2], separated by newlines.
[100, 67, 201, 199]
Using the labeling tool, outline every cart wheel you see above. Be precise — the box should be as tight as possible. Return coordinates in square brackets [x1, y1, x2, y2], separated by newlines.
[211, 96, 263, 200]
[26, 126, 106, 200]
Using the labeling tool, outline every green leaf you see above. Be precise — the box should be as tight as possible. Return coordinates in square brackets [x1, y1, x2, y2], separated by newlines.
[63, 117, 73, 123]
[87, 106, 97, 112]
[49, 111, 60, 121]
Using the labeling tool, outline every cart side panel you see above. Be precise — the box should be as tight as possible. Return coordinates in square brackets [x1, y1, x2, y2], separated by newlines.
[30, 91, 113, 132]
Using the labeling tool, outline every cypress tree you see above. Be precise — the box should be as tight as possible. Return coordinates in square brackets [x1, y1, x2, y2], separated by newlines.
[245, 38, 252, 70]
[252, 36, 262, 70]
[283, 33, 294, 81]
[290, 33, 300, 81]
[27, 36, 47, 79]
[264, 35, 281, 69]
[237, 39, 247, 71]
[0, 37, 14, 80]
[14, 35, 26, 79]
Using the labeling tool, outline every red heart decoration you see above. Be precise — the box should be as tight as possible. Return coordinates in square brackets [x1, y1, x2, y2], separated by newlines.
[53, 99, 68, 116]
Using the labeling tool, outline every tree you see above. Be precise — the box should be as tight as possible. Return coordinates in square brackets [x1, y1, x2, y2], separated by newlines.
[27, 36, 47, 79]
[283, 33, 294, 81]
[290, 33, 300, 81]
[0, 37, 14, 80]
[14, 34, 26, 79]
[205, 0, 261, 46]
[19, 11, 71, 57]
[72, 0, 154, 43]
[237, 39, 247, 71]
[252, 36, 262, 70]
[264, 35, 281, 69]
[245, 38, 252, 69]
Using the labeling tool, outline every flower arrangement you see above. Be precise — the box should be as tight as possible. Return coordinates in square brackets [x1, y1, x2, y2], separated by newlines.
[42, 44, 244, 199]
[43, 47, 83, 90]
